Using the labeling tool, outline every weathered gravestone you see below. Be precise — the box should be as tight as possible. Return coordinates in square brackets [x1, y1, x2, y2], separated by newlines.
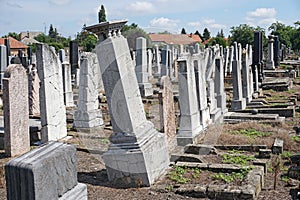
[73, 52, 103, 132]
[36, 44, 67, 142]
[177, 54, 203, 146]
[86, 20, 169, 186]
[0, 45, 7, 90]
[3, 64, 30, 157]
[5, 142, 87, 200]
[231, 42, 246, 110]
[28, 64, 40, 117]
[135, 37, 153, 97]
[153, 44, 161, 78]
[59, 49, 74, 107]
[159, 76, 177, 152]
[266, 35, 275, 70]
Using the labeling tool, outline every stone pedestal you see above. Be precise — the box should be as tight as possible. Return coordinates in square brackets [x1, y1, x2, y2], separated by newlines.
[88, 20, 169, 187]
[266, 35, 275, 70]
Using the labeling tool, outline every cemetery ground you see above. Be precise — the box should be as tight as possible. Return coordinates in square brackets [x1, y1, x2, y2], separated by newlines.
[0, 82, 300, 199]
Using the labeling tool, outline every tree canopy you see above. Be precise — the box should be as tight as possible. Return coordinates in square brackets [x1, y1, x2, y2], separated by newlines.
[122, 23, 151, 50]
[181, 28, 186, 34]
[98, 5, 107, 23]
[202, 28, 211, 41]
[1, 32, 20, 40]
[229, 24, 266, 48]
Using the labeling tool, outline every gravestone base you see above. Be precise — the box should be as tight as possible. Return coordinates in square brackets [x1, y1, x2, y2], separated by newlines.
[200, 108, 211, 128]
[59, 183, 87, 200]
[103, 125, 169, 187]
[210, 108, 223, 124]
[231, 99, 246, 111]
[266, 61, 275, 70]
[177, 126, 204, 146]
[73, 110, 103, 130]
[139, 83, 153, 97]
[65, 92, 75, 107]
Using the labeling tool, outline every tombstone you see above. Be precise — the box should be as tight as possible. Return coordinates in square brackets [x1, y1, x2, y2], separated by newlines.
[28, 64, 40, 117]
[253, 31, 264, 82]
[0, 45, 7, 90]
[248, 45, 254, 96]
[59, 49, 74, 107]
[4, 38, 11, 65]
[242, 45, 253, 103]
[87, 20, 169, 187]
[36, 43, 67, 142]
[266, 35, 275, 70]
[206, 48, 221, 122]
[224, 46, 229, 76]
[153, 45, 161, 78]
[273, 36, 280, 67]
[168, 49, 175, 80]
[158, 76, 177, 152]
[3, 64, 30, 157]
[177, 54, 203, 146]
[281, 44, 286, 61]
[147, 48, 153, 79]
[28, 46, 33, 65]
[194, 52, 210, 128]
[195, 43, 200, 54]
[215, 56, 227, 114]
[73, 52, 103, 132]
[69, 41, 79, 76]
[135, 37, 153, 97]
[161, 45, 169, 77]
[231, 42, 246, 110]
[227, 46, 234, 75]
[5, 142, 87, 200]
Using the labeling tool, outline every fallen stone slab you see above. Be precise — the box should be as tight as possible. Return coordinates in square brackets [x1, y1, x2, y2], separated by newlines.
[184, 144, 217, 155]
[214, 144, 267, 152]
[170, 153, 203, 163]
[258, 149, 271, 159]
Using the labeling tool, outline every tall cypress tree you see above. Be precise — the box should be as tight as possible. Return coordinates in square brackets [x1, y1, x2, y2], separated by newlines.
[98, 5, 107, 23]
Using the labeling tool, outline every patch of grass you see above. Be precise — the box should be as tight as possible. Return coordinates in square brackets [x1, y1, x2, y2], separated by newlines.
[292, 135, 299, 142]
[167, 165, 190, 184]
[281, 151, 292, 159]
[227, 149, 244, 154]
[281, 175, 290, 182]
[287, 89, 296, 94]
[100, 138, 110, 144]
[230, 128, 272, 138]
[211, 167, 251, 183]
[222, 154, 254, 165]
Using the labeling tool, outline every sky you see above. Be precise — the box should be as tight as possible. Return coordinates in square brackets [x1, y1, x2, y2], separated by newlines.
[0, 0, 299, 39]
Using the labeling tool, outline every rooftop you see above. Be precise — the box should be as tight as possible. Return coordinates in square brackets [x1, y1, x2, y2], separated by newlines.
[0, 36, 28, 49]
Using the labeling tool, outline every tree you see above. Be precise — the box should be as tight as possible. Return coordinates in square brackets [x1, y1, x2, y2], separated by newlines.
[181, 28, 186, 34]
[98, 5, 107, 23]
[194, 30, 203, 41]
[202, 28, 211, 41]
[208, 37, 227, 48]
[122, 23, 138, 33]
[216, 29, 224, 38]
[76, 24, 98, 52]
[122, 24, 151, 50]
[268, 21, 293, 48]
[1, 32, 20, 40]
[229, 24, 265, 48]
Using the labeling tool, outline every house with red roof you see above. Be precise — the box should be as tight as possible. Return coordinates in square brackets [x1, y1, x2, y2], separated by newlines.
[0, 36, 28, 56]
[148, 33, 201, 46]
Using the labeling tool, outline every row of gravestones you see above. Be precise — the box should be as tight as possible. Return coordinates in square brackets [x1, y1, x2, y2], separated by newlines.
[1, 22, 274, 199]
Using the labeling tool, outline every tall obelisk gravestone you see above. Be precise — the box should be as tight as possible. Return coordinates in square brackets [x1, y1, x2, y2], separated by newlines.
[86, 20, 169, 187]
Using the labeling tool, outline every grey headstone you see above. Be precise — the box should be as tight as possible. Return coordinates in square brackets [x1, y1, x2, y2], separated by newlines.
[5, 142, 86, 200]
[36, 44, 67, 142]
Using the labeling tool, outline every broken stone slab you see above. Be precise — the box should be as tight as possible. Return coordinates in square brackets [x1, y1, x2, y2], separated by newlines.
[224, 112, 283, 122]
[214, 144, 267, 152]
[59, 183, 87, 200]
[253, 159, 268, 175]
[170, 153, 203, 163]
[175, 184, 207, 198]
[272, 138, 283, 154]
[5, 142, 87, 200]
[258, 149, 271, 159]
[290, 154, 300, 166]
[184, 144, 217, 155]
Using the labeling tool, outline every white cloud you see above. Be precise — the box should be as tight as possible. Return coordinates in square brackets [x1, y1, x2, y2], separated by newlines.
[246, 8, 277, 26]
[247, 8, 276, 18]
[127, 1, 155, 13]
[188, 18, 226, 30]
[187, 22, 201, 27]
[6, 2, 22, 8]
[150, 17, 179, 29]
[48, 0, 70, 6]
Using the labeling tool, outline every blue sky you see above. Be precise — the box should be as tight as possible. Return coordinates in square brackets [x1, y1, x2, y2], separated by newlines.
[0, 0, 299, 38]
